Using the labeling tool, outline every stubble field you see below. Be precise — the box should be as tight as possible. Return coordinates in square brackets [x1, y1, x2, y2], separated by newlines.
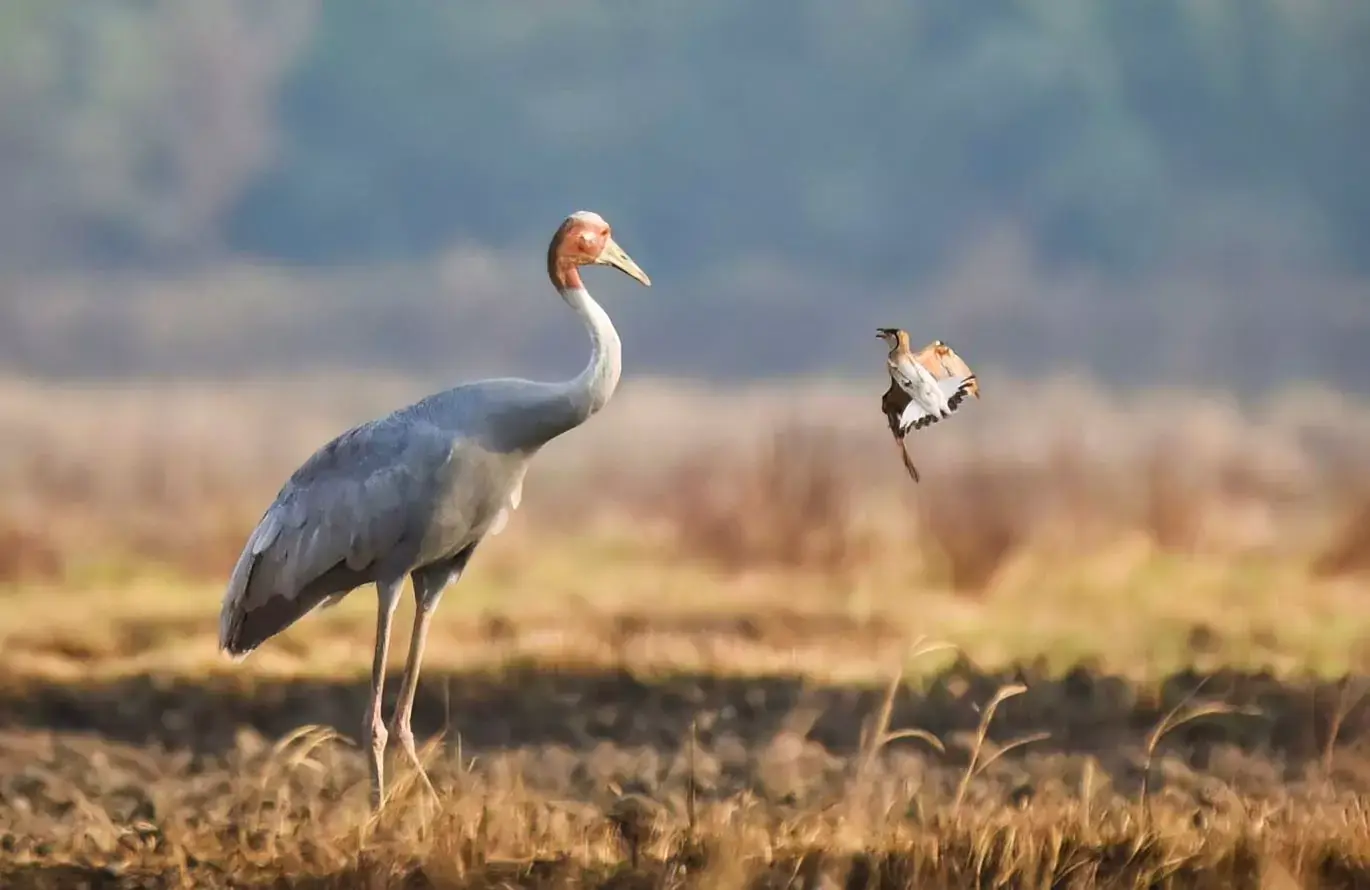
[0, 375, 1368, 888]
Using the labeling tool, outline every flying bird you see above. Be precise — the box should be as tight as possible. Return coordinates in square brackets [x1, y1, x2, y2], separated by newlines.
[876, 328, 980, 482]
[219, 211, 651, 810]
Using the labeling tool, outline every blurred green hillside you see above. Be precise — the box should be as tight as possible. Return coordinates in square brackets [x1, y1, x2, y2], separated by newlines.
[0, 0, 1365, 390]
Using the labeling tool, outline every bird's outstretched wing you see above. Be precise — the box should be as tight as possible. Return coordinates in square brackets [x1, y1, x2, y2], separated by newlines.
[880, 379, 921, 483]
[893, 340, 980, 433]
[914, 341, 980, 400]
[898, 375, 978, 433]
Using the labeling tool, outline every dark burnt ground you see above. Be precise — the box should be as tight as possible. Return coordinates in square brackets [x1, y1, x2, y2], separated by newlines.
[1, 660, 1368, 796]
[0, 704, 1367, 890]
[2, 849, 1364, 890]
[2, 609, 1370, 888]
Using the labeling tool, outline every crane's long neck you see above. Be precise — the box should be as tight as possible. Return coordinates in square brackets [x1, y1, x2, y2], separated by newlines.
[493, 243, 626, 453]
[502, 271, 623, 452]
[559, 281, 622, 423]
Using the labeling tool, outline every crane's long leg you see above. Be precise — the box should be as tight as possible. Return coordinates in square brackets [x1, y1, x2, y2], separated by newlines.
[388, 579, 443, 802]
[389, 545, 477, 803]
[366, 578, 403, 811]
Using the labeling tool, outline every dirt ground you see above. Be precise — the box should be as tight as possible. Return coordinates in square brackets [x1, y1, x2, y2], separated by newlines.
[2, 616, 1369, 888]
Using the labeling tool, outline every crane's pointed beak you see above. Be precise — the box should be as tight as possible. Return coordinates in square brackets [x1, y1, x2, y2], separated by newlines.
[597, 237, 651, 287]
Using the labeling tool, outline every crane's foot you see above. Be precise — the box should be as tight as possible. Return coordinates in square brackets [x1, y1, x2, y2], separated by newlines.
[391, 721, 440, 803]
[366, 718, 389, 812]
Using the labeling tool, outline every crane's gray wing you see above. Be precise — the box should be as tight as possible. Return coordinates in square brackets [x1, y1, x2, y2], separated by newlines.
[219, 419, 451, 657]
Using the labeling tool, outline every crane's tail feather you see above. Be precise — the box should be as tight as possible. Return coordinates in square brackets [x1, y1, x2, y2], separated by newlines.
[220, 498, 381, 658]
[219, 511, 279, 656]
[220, 559, 367, 658]
[220, 510, 373, 659]
[219, 552, 259, 659]
[221, 586, 330, 658]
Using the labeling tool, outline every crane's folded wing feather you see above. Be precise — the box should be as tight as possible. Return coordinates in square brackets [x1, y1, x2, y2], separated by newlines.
[219, 420, 452, 655]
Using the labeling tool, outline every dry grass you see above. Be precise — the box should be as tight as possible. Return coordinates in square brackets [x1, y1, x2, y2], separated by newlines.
[3, 660, 1370, 888]
[2, 375, 1370, 886]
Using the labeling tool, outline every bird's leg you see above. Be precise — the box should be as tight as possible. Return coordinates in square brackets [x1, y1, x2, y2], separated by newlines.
[895, 436, 920, 483]
[388, 596, 441, 801]
[387, 573, 448, 801]
[365, 578, 403, 811]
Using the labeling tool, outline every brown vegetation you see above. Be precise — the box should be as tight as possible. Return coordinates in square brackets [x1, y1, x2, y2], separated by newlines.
[1313, 491, 1370, 579]
[0, 376, 1365, 590]
[3, 658, 1370, 888]
[662, 425, 871, 576]
[1, 376, 1369, 886]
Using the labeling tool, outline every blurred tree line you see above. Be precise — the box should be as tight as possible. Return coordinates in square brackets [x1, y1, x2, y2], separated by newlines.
[0, 0, 1366, 389]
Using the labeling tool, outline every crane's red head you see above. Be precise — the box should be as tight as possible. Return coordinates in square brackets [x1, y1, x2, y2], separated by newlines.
[547, 211, 651, 292]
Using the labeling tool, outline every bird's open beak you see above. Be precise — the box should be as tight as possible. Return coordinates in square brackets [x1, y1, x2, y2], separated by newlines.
[597, 237, 651, 287]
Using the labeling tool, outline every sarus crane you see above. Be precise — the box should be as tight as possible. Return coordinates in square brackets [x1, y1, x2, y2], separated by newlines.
[219, 211, 651, 809]
[875, 328, 980, 483]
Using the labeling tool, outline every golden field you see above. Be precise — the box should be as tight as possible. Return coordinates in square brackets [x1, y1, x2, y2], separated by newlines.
[0, 374, 1368, 888]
